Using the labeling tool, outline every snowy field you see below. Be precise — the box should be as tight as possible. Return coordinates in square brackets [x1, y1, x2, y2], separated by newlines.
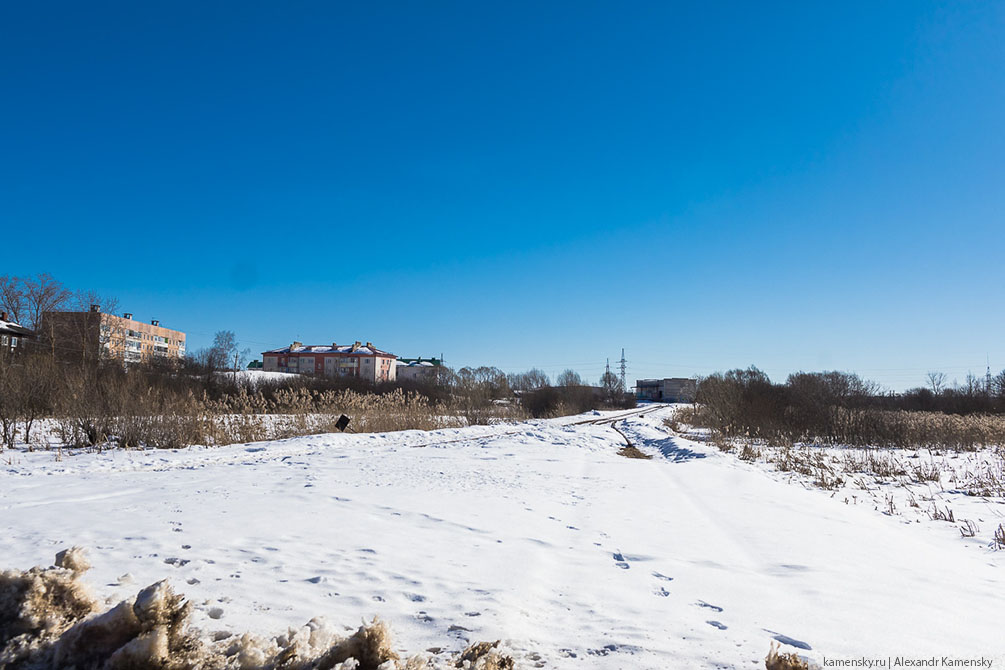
[3, 406, 1004, 668]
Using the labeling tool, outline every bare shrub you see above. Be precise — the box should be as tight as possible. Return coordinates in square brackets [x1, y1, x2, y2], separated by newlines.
[959, 520, 978, 538]
[690, 367, 1005, 451]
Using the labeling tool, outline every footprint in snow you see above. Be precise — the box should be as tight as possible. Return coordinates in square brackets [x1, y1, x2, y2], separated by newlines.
[612, 552, 630, 569]
[697, 600, 723, 612]
[652, 572, 673, 582]
[767, 632, 812, 650]
[706, 620, 727, 630]
[654, 587, 670, 597]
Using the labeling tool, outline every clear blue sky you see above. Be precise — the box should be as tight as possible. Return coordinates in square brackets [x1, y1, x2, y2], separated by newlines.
[3, 2, 1003, 390]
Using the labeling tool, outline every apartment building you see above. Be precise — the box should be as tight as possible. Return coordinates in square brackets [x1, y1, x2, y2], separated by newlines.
[40, 306, 186, 364]
[396, 357, 444, 382]
[262, 341, 397, 383]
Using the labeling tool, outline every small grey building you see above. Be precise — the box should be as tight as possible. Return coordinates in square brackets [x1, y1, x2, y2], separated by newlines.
[636, 378, 697, 402]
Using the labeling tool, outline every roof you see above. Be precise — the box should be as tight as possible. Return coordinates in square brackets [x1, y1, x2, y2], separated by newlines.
[263, 344, 396, 357]
[397, 360, 435, 367]
[0, 318, 34, 337]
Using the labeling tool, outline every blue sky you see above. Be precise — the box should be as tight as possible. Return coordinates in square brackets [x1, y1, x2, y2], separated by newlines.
[3, 2, 1003, 389]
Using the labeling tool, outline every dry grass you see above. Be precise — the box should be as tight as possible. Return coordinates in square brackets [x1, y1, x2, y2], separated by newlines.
[764, 641, 811, 670]
[771, 447, 845, 490]
[1, 550, 517, 670]
[957, 452, 1005, 497]
[928, 504, 955, 523]
[51, 387, 530, 451]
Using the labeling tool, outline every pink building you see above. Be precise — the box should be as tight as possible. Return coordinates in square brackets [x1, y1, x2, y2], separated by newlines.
[262, 341, 397, 383]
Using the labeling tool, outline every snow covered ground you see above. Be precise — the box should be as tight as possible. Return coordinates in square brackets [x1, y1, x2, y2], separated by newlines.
[2, 406, 1003, 668]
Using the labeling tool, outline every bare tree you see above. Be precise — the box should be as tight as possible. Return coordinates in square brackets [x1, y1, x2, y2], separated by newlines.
[0, 275, 27, 324]
[926, 371, 947, 395]
[507, 368, 550, 392]
[21, 273, 71, 331]
[71, 288, 119, 315]
[557, 369, 583, 387]
[600, 369, 624, 402]
[208, 331, 245, 372]
[992, 370, 1005, 399]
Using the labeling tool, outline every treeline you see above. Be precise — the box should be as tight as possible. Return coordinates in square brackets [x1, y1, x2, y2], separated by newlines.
[0, 352, 633, 450]
[1, 273, 634, 449]
[682, 367, 1005, 450]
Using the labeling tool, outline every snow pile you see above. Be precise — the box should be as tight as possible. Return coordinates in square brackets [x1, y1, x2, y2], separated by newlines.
[0, 549, 202, 669]
[0, 550, 515, 670]
[0, 547, 98, 666]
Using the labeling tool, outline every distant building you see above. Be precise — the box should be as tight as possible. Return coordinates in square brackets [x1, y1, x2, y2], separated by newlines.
[0, 311, 34, 356]
[636, 378, 697, 402]
[40, 306, 186, 364]
[262, 341, 397, 383]
[396, 357, 444, 382]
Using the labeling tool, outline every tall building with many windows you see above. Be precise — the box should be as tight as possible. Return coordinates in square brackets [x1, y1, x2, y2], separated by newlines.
[40, 306, 186, 364]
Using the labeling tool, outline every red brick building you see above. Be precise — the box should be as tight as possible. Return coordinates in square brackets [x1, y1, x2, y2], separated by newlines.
[262, 341, 397, 383]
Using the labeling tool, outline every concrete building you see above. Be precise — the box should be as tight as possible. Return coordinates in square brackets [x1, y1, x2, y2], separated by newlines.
[0, 312, 34, 357]
[636, 378, 697, 402]
[396, 357, 443, 382]
[262, 341, 397, 383]
[40, 306, 186, 364]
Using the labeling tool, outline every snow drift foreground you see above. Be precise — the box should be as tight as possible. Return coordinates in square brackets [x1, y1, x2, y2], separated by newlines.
[0, 548, 512, 669]
[1, 407, 1003, 668]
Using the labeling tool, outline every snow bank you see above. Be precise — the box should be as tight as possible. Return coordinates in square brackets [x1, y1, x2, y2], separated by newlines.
[0, 550, 515, 670]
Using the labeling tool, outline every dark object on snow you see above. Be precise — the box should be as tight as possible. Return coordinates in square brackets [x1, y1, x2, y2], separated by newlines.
[335, 414, 351, 432]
